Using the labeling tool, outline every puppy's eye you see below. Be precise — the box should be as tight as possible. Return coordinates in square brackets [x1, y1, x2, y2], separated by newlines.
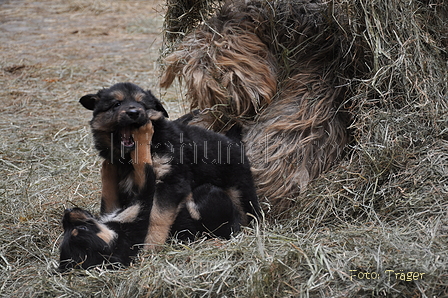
[77, 225, 88, 231]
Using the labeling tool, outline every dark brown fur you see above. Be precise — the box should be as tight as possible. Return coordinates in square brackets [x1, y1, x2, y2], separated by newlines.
[59, 135, 156, 271]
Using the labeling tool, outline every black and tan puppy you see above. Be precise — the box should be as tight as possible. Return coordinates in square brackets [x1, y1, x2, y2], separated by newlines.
[59, 182, 247, 270]
[79, 82, 167, 214]
[79, 82, 260, 249]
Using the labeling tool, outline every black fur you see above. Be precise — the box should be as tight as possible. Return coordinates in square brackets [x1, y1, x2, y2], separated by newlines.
[171, 184, 242, 240]
[58, 180, 250, 271]
[149, 109, 261, 223]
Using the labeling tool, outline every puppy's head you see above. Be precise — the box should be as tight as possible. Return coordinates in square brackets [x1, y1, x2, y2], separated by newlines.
[79, 82, 168, 158]
[59, 208, 117, 272]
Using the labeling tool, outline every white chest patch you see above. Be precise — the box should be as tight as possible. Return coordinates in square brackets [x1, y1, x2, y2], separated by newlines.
[152, 154, 172, 180]
[100, 204, 141, 224]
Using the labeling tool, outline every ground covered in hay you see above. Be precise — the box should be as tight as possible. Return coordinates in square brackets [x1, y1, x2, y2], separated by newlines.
[1, 0, 447, 297]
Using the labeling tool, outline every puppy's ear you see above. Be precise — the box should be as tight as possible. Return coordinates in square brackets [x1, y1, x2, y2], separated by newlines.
[154, 100, 169, 118]
[146, 90, 169, 118]
[79, 94, 99, 110]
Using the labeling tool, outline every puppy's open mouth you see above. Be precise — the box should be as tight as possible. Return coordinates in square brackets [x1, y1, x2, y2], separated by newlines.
[120, 126, 135, 149]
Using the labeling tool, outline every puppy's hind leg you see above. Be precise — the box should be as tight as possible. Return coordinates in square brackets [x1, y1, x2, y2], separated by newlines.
[144, 182, 191, 251]
[192, 184, 242, 239]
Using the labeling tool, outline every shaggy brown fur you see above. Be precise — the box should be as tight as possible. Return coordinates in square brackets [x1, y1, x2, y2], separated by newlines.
[244, 70, 349, 208]
[161, 0, 370, 212]
[160, 2, 277, 124]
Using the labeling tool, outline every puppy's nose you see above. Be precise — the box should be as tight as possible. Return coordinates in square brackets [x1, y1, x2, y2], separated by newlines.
[127, 109, 140, 119]
[64, 208, 73, 214]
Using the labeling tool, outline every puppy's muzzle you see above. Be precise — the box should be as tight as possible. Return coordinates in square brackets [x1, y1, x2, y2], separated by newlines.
[126, 109, 142, 120]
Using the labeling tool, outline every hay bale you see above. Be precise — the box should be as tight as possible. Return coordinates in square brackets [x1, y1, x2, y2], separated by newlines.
[161, 0, 447, 218]
[161, 1, 280, 121]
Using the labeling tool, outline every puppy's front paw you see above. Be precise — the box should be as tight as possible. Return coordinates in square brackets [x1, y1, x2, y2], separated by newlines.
[133, 122, 154, 145]
[131, 122, 154, 190]
[131, 121, 153, 165]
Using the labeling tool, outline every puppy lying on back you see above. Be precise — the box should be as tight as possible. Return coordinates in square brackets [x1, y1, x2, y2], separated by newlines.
[59, 183, 251, 271]
[59, 182, 248, 271]
[78, 82, 261, 250]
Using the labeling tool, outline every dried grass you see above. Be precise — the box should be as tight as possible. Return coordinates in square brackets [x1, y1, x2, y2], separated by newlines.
[160, 0, 448, 296]
[163, 0, 222, 43]
[0, 0, 447, 297]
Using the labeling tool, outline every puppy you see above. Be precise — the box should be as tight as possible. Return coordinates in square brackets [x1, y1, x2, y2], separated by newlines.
[79, 82, 167, 214]
[59, 182, 247, 271]
[59, 124, 156, 271]
[79, 82, 260, 250]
